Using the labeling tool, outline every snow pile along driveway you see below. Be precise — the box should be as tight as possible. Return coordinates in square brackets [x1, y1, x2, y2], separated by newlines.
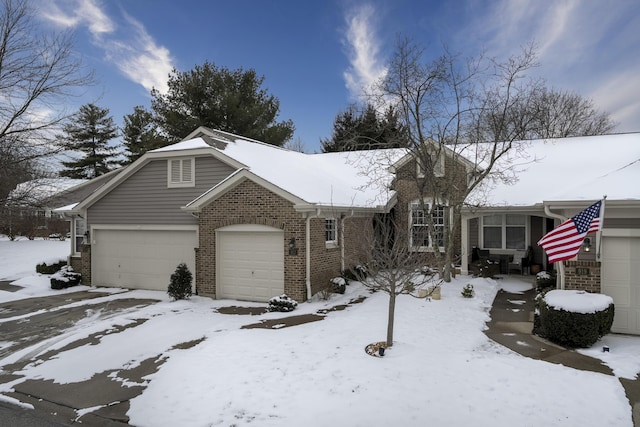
[0, 238, 637, 426]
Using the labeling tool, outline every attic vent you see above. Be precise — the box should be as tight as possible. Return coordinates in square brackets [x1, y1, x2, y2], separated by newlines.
[168, 158, 195, 188]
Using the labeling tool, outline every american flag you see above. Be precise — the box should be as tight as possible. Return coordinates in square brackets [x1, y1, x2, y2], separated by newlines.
[537, 200, 603, 263]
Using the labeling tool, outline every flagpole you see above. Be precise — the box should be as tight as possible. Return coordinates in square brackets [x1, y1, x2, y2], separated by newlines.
[597, 195, 607, 260]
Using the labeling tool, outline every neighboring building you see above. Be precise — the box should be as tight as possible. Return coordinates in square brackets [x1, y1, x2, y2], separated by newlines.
[57, 128, 640, 335]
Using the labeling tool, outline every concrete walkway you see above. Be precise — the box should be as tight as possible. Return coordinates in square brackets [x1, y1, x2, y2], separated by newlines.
[485, 287, 640, 426]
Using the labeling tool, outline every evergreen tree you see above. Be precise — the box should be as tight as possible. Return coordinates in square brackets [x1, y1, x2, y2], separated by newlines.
[321, 104, 407, 152]
[121, 106, 168, 164]
[151, 61, 294, 146]
[168, 262, 193, 300]
[59, 104, 118, 179]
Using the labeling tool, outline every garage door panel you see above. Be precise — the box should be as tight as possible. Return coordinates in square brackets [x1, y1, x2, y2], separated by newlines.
[217, 228, 284, 302]
[602, 236, 640, 335]
[92, 229, 197, 291]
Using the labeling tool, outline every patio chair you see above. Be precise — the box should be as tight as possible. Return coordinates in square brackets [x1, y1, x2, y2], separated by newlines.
[508, 251, 527, 275]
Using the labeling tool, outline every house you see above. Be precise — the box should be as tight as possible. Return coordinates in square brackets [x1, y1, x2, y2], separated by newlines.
[59, 127, 406, 303]
[459, 133, 640, 335]
[58, 128, 640, 336]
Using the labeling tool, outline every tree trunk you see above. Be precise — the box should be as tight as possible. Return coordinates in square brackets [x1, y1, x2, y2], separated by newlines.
[386, 291, 396, 347]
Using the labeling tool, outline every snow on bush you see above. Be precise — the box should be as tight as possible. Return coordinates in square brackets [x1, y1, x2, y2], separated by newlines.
[267, 294, 298, 312]
[50, 265, 82, 290]
[330, 277, 346, 294]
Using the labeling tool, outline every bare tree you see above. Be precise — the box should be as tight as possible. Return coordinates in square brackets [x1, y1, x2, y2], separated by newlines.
[0, 0, 93, 206]
[372, 38, 547, 282]
[350, 214, 440, 347]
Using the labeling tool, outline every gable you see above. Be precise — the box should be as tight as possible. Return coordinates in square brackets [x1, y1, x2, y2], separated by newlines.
[88, 156, 236, 225]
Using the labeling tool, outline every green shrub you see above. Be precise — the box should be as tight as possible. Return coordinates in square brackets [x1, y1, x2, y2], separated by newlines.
[330, 277, 346, 294]
[461, 284, 474, 298]
[50, 266, 82, 290]
[168, 263, 193, 300]
[539, 293, 614, 348]
[535, 270, 557, 292]
[268, 294, 298, 312]
[37, 260, 67, 274]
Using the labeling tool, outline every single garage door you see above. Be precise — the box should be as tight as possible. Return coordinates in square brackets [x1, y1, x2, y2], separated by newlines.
[217, 225, 284, 302]
[601, 235, 640, 335]
[92, 229, 197, 291]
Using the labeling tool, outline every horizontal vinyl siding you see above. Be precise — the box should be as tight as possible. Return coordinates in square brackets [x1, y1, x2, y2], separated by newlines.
[88, 156, 235, 225]
[605, 218, 640, 229]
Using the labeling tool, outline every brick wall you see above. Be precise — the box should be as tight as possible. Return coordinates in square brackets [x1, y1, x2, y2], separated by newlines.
[564, 260, 601, 293]
[78, 244, 92, 285]
[197, 179, 308, 302]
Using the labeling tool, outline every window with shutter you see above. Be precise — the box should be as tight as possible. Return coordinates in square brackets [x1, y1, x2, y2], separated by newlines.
[167, 158, 195, 188]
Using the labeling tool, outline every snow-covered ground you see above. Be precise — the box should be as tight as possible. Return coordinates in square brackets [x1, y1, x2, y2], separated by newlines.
[0, 237, 638, 426]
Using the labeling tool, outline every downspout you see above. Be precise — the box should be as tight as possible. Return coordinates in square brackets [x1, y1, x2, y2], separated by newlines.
[340, 210, 355, 273]
[543, 204, 567, 290]
[305, 208, 321, 301]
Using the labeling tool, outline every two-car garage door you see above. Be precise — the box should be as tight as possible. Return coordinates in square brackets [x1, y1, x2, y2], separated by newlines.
[92, 229, 197, 291]
[601, 234, 640, 335]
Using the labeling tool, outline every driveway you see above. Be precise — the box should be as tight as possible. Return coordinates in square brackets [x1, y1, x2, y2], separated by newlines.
[0, 291, 165, 425]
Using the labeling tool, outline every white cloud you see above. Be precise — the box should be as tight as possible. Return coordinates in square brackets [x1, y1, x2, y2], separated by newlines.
[39, 0, 173, 95]
[342, 4, 388, 101]
[103, 13, 173, 94]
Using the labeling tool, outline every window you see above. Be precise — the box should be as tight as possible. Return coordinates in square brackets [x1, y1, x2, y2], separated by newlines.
[482, 214, 526, 250]
[168, 158, 195, 188]
[325, 218, 338, 247]
[74, 218, 86, 255]
[416, 152, 445, 178]
[410, 202, 446, 250]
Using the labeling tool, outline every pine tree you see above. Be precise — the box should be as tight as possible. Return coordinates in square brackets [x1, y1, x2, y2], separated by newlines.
[321, 103, 407, 152]
[168, 262, 193, 300]
[59, 104, 118, 179]
[121, 106, 168, 164]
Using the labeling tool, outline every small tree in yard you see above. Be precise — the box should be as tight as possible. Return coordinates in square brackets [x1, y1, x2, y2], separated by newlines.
[168, 263, 192, 300]
[352, 214, 440, 348]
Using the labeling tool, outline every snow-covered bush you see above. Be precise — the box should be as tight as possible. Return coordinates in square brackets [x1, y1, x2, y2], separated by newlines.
[535, 270, 557, 292]
[168, 263, 193, 300]
[341, 265, 367, 282]
[50, 266, 82, 290]
[36, 259, 67, 274]
[461, 284, 474, 298]
[267, 294, 298, 312]
[330, 277, 346, 294]
[539, 290, 614, 348]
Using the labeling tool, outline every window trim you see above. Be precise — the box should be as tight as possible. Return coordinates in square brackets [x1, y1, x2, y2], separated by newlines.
[416, 152, 445, 178]
[73, 217, 86, 256]
[409, 201, 448, 252]
[167, 158, 195, 188]
[480, 214, 528, 250]
[325, 218, 338, 248]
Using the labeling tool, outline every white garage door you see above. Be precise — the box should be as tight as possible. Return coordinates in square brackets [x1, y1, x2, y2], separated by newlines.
[92, 229, 197, 291]
[217, 225, 284, 302]
[601, 235, 640, 335]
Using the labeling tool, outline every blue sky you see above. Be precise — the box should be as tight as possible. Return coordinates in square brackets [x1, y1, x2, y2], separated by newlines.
[36, 0, 640, 152]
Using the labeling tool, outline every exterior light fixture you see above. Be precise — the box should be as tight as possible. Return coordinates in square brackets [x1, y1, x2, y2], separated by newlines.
[583, 237, 591, 252]
[288, 236, 298, 256]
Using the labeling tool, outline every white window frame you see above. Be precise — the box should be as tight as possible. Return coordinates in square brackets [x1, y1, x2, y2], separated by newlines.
[73, 217, 86, 255]
[325, 218, 338, 248]
[167, 158, 195, 188]
[480, 214, 528, 250]
[409, 201, 447, 252]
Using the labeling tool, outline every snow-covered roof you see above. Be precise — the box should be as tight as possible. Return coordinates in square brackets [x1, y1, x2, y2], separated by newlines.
[471, 133, 640, 206]
[7, 178, 87, 206]
[153, 135, 406, 209]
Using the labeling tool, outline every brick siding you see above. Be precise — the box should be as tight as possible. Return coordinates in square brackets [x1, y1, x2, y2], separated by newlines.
[564, 260, 601, 293]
